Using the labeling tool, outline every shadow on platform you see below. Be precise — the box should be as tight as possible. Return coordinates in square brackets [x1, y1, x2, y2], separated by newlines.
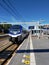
[16, 49, 49, 53]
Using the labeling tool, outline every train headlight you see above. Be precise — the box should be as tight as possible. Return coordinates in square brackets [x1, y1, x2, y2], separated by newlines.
[10, 31, 13, 33]
[10, 30, 20, 34]
[13, 31, 17, 34]
[10, 31, 17, 34]
[10, 31, 12, 33]
[17, 30, 20, 33]
[13, 31, 20, 34]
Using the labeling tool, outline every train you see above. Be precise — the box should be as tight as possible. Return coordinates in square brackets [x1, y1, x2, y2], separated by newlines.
[8, 25, 29, 43]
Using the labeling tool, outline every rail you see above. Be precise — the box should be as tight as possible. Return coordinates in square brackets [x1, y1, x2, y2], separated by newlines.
[0, 34, 29, 65]
[0, 44, 18, 65]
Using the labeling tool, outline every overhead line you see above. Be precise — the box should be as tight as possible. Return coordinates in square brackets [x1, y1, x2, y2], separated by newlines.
[0, 2, 17, 20]
[0, 0, 26, 23]
[2, 0, 17, 18]
[7, 0, 26, 22]
[3, 0, 26, 22]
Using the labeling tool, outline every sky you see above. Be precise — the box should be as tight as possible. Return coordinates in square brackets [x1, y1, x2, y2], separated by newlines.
[0, 0, 49, 25]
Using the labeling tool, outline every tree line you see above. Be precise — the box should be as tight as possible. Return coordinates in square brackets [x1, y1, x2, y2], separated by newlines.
[0, 24, 12, 33]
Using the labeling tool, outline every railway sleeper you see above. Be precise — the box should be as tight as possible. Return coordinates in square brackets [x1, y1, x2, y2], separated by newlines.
[0, 44, 17, 65]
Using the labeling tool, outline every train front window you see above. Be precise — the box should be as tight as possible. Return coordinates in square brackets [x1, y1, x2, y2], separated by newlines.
[10, 25, 22, 31]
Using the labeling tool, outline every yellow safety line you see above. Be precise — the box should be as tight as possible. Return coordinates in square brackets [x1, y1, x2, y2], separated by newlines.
[25, 55, 30, 58]
[24, 60, 30, 64]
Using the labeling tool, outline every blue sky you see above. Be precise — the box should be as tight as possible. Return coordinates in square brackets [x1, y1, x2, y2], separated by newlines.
[0, 0, 49, 24]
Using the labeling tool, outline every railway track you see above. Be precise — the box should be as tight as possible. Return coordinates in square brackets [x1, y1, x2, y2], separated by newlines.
[0, 36, 9, 42]
[0, 41, 12, 52]
[0, 43, 18, 65]
[0, 34, 29, 65]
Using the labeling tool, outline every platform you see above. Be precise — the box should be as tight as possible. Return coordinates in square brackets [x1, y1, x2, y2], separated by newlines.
[8, 34, 49, 65]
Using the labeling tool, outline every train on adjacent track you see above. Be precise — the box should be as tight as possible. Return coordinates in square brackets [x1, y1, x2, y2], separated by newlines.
[8, 25, 29, 43]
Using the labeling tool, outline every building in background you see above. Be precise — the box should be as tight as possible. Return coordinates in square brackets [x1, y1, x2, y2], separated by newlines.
[28, 25, 43, 37]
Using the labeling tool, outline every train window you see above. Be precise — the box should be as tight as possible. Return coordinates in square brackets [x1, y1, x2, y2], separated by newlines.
[9, 25, 22, 31]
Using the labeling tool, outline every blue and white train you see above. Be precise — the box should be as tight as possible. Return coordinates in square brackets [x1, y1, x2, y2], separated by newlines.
[8, 25, 29, 43]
